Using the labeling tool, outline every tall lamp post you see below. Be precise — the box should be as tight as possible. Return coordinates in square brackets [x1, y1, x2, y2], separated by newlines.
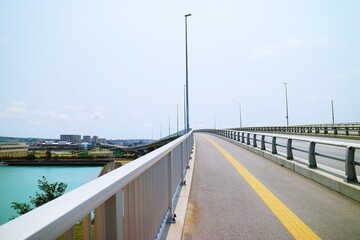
[239, 103, 242, 128]
[185, 14, 191, 133]
[284, 83, 289, 126]
[331, 100, 335, 124]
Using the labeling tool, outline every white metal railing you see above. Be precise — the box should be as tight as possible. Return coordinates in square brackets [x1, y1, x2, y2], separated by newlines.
[231, 123, 360, 137]
[200, 129, 359, 182]
[0, 131, 194, 240]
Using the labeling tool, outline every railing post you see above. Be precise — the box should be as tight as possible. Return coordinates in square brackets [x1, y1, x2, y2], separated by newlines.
[241, 132, 245, 143]
[105, 191, 124, 240]
[345, 127, 349, 135]
[168, 151, 174, 220]
[334, 127, 338, 135]
[261, 135, 266, 150]
[308, 141, 317, 168]
[272, 137, 277, 154]
[237, 132, 240, 141]
[64, 227, 74, 240]
[286, 139, 293, 160]
[253, 134, 257, 147]
[345, 146, 357, 182]
[82, 214, 92, 240]
[95, 204, 105, 239]
[247, 133, 250, 145]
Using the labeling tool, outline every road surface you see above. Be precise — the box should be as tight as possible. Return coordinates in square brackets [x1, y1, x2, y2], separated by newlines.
[182, 133, 360, 239]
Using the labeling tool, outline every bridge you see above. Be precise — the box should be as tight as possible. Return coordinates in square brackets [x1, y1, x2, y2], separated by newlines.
[0, 124, 360, 239]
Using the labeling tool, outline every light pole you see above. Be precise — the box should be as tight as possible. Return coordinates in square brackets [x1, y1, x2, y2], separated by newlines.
[214, 114, 216, 129]
[239, 103, 242, 128]
[331, 100, 335, 124]
[168, 115, 171, 138]
[185, 13, 191, 133]
[284, 83, 289, 126]
[184, 85, 186, 133]
[177, 104, 179, 135]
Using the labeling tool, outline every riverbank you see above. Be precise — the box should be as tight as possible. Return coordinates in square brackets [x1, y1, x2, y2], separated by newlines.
[2, 158, 111, 166]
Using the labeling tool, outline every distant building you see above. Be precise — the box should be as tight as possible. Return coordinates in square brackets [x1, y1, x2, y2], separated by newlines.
[92, 136, 99, 144]
[98, 138, 107, 144]
[0, 142, 28, 157]
[83, 135, 91, 143]
[60, 134, 82, 143]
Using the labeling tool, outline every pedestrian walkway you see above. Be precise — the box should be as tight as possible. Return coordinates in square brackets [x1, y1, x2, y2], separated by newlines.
[182, 133, 360, 239]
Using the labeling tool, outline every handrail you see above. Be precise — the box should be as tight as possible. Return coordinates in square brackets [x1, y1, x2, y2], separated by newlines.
[230, 124, 360, 138]
[0, 131, 194, 240]
[199, 129, 359, 183]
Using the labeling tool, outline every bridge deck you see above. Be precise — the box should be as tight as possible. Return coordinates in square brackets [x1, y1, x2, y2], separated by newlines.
[182, 133, 360, 239]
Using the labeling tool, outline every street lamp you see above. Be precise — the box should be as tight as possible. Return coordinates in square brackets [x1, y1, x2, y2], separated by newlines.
[331, 100, 335, 124]
[214, 113, 216, 129]
[239, 103, 242, 128]
[185, 13, 191, 133]
[284, 83, 289, 126]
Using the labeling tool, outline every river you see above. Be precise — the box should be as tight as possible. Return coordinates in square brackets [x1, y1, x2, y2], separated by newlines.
[0, 165, 102, 226]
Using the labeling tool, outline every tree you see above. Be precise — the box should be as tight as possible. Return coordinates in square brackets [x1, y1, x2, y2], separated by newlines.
[45, 149, 51, 159]
[11, 176, 67, 218]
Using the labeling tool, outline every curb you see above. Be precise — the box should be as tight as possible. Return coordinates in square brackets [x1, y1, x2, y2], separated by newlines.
[162, 140, 196, 239]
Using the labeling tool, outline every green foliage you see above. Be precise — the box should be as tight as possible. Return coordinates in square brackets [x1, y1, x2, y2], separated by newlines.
[11, 176, 67, 219]
[27, 151, 36, 160]
[45, 149, 51, 159]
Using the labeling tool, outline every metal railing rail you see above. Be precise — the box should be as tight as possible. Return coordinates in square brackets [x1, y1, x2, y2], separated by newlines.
[199, 129, 359, 182]
[0, 131, 194, 240]
[231, 123, 360, 137]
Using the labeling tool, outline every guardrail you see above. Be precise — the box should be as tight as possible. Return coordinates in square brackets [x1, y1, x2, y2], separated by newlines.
[201, 129, 359, 183]
[231, 123, 360, 137]
[0, 131, 194, 239]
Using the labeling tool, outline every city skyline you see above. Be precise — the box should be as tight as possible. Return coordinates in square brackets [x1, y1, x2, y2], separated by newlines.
[1, 1, 359, 139]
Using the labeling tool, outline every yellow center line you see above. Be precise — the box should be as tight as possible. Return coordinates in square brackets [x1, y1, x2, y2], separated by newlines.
[206, 137, 320, 240]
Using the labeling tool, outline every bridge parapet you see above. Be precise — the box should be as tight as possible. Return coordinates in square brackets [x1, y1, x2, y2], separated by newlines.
[0, 132, 194, 240]
[199, 129, 360, 183]
[197, 129, 360, 203]
[231, 123, 360, 139]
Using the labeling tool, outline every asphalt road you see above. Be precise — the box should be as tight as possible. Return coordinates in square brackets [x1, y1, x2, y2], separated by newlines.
[182, 133, 360, 239]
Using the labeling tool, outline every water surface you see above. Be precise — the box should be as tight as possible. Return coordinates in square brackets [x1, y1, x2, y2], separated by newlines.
[0, 166, 101, 225]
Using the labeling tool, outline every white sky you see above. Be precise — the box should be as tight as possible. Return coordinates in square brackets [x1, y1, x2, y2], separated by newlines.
[1, 0, 359, 139]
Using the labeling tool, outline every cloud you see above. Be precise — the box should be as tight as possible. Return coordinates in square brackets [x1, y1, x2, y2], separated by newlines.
[0, 101, 28, 118]
[131, 113, 142, 118]
[27, 121, 42, 126]
[64, 104, 86, 110]
[251, 44, 281, 59]
[1, 102, 105, 122]
[283, 38, 304, 47]
[336, 70, 360, 80]
[0, 36, 12, 44]
[252, 37, 304, 60]
[76, 112, 90, 120]
[32, 109, 70, 121]
[91, 111, 105, 120]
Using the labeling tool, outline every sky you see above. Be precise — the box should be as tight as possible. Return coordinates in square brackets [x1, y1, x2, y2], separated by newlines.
[1, 0, 359, 139]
